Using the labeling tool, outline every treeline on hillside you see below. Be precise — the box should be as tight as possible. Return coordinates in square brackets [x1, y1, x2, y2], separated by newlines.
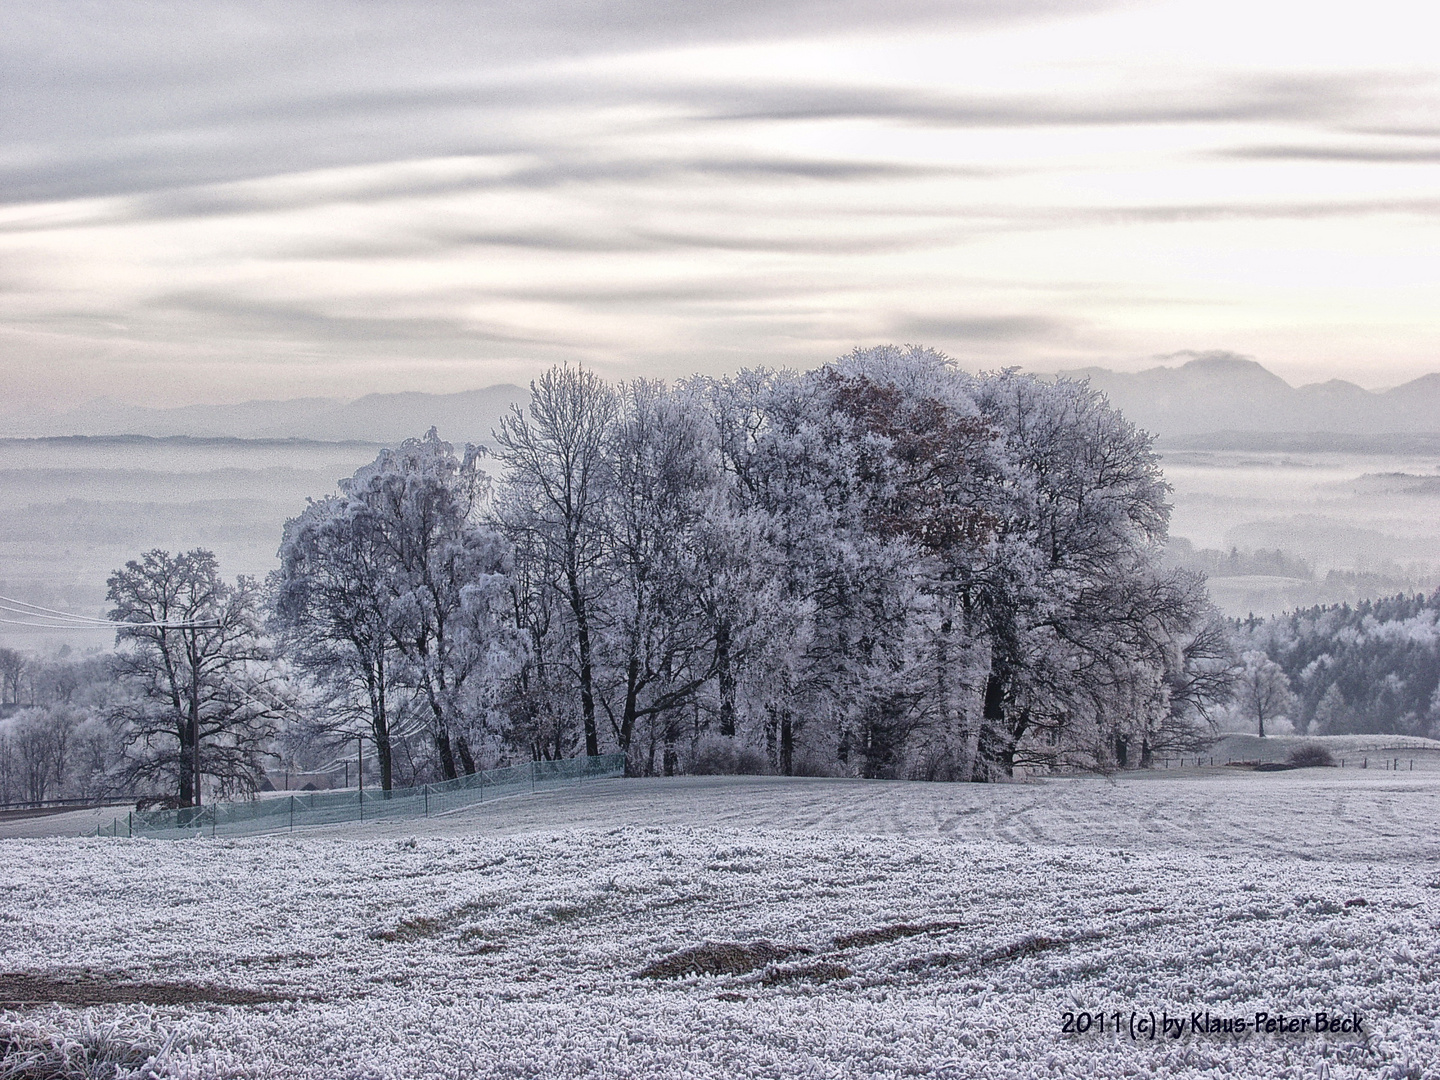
[0, 649, 117, 805]
[1234, 593, 1440, 738]
[2, 347, 1237, 806]
[1166, 540, 1315, 580]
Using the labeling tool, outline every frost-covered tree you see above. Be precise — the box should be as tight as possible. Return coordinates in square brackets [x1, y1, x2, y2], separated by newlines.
[0, 708, 64, 802]
[1234, 591, 1440, 737]
[108, 550, 281, 806]
[961, 369, 1194, 778]
[0, 649, 123, 803]
[0, 647, 28, 705]
[475, 347, 1227, 780]
[275, 431, 519, 786]
[274, 494, 404, 789]
[599, 381, 723, 770]
[493, 367, 618, 758]
[343, 430, 518, 778]
[1236, 650, 1297, 738]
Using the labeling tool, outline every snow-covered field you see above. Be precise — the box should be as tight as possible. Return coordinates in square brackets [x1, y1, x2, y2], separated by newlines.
[4, 772, 1439, 1079]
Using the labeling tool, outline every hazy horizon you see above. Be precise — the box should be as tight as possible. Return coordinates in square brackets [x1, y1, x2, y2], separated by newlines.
[13, 353, 1440, 417]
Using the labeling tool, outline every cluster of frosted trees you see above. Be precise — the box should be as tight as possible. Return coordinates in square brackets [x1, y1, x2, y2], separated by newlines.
[0, 652, 116, 804]
[266, 346, 1234, 787]
[46, 345, 1233, 806]
[1233, 593, 1440, 737]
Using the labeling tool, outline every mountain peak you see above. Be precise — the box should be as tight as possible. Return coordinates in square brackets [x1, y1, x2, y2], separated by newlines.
[1171, 352, 1291, 385]
[1066, 355, 1440, 436]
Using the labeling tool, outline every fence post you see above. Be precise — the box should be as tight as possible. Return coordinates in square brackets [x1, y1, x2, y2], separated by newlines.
[531, 760, 536, 793]
[128, 812, 133, 838]
[289, 795, 294, 832]
[424, 785, 429, 817]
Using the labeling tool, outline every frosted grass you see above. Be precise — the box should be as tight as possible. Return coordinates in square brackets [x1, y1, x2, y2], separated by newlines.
[4, 771, 1439, 1078]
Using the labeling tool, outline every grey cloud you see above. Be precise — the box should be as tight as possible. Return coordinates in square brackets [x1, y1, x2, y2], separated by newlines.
[895, 314, 1072, 343]
[628, 227, 945, 256]
[490, 279, 819, 306]
[11, 1, 1344, 212]
[1346, 126, 1440, 138]
[288, 229, 662, 261]
[678, 73, 1385, 129]
[1220, 144, 1440, 163]
[1057, 197, 1440, 226]
[4, 150, 972, 229]
[146, 291, 573, 350]
[2, 1, 1113, 147]
[293, 222, 920, 261]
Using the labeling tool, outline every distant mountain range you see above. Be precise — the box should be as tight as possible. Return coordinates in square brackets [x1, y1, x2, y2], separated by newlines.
[4, 354, 1439, 443]
[1, 386, 526, 444]
[1060, 354, 1440, 438]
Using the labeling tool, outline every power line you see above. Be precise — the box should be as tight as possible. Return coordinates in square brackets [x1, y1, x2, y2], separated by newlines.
[0, 618, 117, 629]
[0, 597, 222, 631]
[0, 595, 112, 624]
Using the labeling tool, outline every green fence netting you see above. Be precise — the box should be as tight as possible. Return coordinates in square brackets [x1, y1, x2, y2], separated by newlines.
[92, 753, 626, 839]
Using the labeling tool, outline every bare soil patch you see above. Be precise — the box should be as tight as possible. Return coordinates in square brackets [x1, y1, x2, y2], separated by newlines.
[635, 941, 808, 980]
[0, 972, 292, 1009]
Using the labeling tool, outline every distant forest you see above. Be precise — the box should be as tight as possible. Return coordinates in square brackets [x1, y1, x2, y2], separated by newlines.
[1235, 594, 1440, 738]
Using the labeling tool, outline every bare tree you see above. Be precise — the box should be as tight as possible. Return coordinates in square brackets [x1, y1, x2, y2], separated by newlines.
[0, 648, 27, 706]
[493, 367, 618, 758]
[108, 549, 281, 807]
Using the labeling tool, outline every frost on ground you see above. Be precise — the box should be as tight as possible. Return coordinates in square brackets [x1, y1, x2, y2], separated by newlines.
[3, 773, 1440, 1079]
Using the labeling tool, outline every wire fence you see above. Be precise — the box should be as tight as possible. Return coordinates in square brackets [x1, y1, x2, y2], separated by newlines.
[92, 754, 626, 839]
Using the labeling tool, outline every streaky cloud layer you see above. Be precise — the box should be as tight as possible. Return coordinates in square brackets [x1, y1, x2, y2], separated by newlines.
[1, 0, 1438, 410]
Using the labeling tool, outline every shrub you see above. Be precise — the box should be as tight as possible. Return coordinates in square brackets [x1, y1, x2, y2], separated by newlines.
[689, 736, 771, 776]
[1287, 743, 1337, 768]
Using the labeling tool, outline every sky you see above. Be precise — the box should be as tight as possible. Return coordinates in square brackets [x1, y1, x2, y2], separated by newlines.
[2, 0, 1438, 412]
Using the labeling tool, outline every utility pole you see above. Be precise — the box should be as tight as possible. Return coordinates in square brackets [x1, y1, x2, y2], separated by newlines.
[188, 624, 202, 813]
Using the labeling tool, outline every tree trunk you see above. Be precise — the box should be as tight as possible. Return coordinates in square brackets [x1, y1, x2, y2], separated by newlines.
[716, 620, 736, 737]
[368, 658, 395, 790]
[178, 717, 194, 808]
[434, 730, 458, 780]
[780, 711, 794, 776]
[456, 734, 477, 775]
[663, 723, 678, 777]
[567, 569, 600, 757]
[972, 668, 1009, 782]
[619, 653, 641, 754]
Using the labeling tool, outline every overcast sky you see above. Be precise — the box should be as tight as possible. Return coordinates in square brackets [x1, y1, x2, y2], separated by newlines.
[2, 0, 1438, 410]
